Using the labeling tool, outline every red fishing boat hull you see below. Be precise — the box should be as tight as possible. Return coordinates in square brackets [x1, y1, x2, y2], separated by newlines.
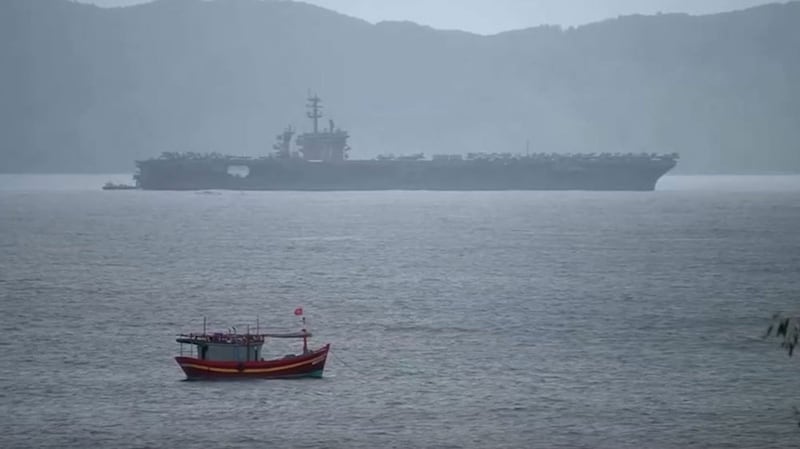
[175, 344, 330, 380]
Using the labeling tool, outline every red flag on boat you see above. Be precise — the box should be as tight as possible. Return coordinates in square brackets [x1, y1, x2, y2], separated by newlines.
[294, 307, 304, 316]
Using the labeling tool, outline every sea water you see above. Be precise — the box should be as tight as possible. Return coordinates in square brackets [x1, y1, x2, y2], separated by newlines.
[1, 175, 799, 448]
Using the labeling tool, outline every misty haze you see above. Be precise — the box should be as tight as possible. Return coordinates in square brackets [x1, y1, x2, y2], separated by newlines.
[1, 1, 800, 448]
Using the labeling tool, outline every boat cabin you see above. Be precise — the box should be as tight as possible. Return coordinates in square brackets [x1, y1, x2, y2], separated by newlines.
[176, 331, 312, 362]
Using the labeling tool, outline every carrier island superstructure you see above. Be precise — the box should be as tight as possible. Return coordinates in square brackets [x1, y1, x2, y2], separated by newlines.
[134, 95, 678, 191]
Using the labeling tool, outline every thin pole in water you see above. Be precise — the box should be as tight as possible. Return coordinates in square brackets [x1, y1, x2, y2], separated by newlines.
[203, 316, 207, 336]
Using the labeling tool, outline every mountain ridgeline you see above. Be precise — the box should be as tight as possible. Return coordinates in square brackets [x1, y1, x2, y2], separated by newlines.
[2, 0, 799, 173]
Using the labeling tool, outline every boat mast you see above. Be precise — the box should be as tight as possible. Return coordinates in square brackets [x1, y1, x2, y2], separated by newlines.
[302, 316, 308, 353]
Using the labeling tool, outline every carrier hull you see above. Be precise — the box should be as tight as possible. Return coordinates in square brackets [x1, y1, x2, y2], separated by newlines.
[135, 157, 677, 191]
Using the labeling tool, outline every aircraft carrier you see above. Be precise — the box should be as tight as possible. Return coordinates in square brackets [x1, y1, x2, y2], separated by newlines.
[133, 95, 678, 191]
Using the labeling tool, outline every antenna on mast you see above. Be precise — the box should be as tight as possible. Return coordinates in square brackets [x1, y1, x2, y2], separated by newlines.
[306, 92, 323, 133]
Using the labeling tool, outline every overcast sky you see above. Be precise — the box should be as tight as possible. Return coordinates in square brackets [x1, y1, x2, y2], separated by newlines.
[80, 0, 779, 34]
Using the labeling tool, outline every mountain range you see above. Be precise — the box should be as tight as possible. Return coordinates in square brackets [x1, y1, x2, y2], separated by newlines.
[2, 0, 799, 173]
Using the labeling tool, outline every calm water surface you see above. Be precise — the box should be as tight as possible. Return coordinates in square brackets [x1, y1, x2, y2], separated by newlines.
[1, 175, 799, 448]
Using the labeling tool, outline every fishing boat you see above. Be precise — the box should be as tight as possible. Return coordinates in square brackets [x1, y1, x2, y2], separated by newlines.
[174, 309, 329, 380]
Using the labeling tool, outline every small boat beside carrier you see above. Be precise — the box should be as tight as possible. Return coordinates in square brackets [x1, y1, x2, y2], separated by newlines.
[174, 310, 329, 380]
[101, 181, 137, 190]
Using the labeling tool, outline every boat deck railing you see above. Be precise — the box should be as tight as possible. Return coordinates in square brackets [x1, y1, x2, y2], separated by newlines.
[176, 331, 312, 345]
